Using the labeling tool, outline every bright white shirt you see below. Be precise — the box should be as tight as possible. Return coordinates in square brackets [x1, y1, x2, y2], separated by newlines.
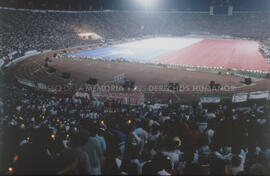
[157, 169, 171, 175]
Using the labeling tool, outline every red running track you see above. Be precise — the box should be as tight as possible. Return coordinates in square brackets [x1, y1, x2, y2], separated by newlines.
[153, 39, 270, 72]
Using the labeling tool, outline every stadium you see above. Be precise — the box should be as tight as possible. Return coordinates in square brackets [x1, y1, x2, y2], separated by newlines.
[0, 0, 270, 175]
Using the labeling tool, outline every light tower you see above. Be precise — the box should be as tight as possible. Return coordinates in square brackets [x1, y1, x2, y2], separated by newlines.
[138, 0, 155, 11]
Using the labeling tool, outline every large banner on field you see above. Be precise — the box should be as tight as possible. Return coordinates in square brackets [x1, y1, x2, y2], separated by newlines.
[249, 91, 269, 100]
[24, 50, 38, 56]
[232, 93, 248, 103]
[93, 91, 144, 105]
[150, 104, 169, 110]
[37, 83, 47, 90]
[73, 91, 90, 99]
[200, 97, 221, 103]
[17, 78, 36, 88]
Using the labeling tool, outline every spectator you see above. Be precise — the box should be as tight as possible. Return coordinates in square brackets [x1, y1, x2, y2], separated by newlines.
[57, 130, 91, 175]
[81, 120, 104, 175]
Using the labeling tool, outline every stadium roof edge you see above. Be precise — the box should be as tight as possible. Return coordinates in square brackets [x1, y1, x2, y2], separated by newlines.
[0, 6, 269, 14]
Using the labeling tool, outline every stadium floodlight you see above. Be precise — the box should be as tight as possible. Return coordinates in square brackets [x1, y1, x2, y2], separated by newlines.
[138, 0, 155, 11]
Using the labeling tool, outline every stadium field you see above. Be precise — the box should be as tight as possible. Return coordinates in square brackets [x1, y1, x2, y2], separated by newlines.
[70, 37, 270, 72]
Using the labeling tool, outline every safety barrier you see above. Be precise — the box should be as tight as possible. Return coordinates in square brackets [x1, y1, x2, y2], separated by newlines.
[199, 91, 270, 103]
[5, 51, 40, 68]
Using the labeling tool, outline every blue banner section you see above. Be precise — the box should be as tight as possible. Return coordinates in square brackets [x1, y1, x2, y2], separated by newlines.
[69, 38, 202, 62]
[70, 46, 175, 62]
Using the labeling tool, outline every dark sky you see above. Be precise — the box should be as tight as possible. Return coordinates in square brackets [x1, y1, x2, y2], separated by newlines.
[0, 0, 269, 11]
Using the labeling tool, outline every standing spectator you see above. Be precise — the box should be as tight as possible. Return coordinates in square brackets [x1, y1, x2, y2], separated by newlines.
[82, 120, 104, 175]
[57, 130, 91, 175]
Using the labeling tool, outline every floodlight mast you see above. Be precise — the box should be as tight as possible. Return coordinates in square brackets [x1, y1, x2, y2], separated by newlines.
[139, 0, 153, 11]
[145, 0, 150, 11]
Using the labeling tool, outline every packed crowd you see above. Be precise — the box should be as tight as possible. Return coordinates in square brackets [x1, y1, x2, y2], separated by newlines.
[259, 45, 270, 61]
[0, 86, 269, 175]
[261, 40, 270, 61]
[1, 9, 270, 59]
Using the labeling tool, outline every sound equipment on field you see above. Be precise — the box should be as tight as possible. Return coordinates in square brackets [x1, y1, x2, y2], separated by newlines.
[123, 80, 135, 90]
[209, 81, 215, 89]
[45, 57, 50, 62]
[44, 63, 48, 67]
[168, 83, 174, 91]
[47, 67, 56, 73]
[214, 83, 221, 90]
[168, 83, 179, 91]
[244, 78, 252, 85]
[53, 53, 57, 58]
[266, 73, 270, 79]
[117, 78, 135, 90]
[129, 81, 135, 89]
[62, 72, 70, 79]
[122, 82, 128, 89]
[86, 78, 97, 85]
[174, 83, 180, 91]
[210, 81, 215, 85]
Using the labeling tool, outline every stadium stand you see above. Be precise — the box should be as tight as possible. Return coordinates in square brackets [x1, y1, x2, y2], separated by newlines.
[2, 9, 270, 60]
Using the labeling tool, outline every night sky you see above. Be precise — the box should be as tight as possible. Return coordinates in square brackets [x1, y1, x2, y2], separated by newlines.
[0, 0, 269, 11]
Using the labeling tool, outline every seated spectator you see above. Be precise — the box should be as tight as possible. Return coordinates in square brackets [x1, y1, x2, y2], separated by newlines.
[227, 155, 244, 175]
[152, 153, 172, 175]
[142, 161, 155, 175]
[162, 137, 182, 171]
[182, 150, 202, 175]
[209, 156, 226, 175]
[258, 141, 270, 164]
[102, 148, 121, 175]
[248, 163, 265, 175]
